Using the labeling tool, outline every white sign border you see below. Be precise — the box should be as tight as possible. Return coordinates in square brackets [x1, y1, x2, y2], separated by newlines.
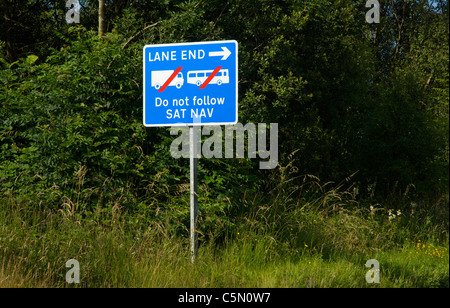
[143, 40, 239, 127]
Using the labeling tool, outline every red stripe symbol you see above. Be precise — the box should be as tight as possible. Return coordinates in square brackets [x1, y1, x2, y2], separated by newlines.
[158, 67, 183, 92]
[199, 66, 222, 89]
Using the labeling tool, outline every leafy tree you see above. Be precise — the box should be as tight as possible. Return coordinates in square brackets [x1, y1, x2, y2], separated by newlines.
[0, 0, 448, 219]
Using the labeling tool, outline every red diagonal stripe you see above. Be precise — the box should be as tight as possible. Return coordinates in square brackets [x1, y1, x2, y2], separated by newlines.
[158, 67, 183, 92]
[199, 66, 222, 89]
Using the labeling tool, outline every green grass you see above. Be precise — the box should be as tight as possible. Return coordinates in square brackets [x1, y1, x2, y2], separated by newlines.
[1, 188, 448, 288]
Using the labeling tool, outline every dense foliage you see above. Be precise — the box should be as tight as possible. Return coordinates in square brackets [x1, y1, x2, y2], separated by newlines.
[0, 0, 448, 235]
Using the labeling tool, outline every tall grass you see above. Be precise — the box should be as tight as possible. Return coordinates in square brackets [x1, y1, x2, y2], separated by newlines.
[0, 172, 448, 288]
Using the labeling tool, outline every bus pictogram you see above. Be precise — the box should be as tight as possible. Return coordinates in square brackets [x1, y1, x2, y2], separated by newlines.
[187, 69, 229, 87]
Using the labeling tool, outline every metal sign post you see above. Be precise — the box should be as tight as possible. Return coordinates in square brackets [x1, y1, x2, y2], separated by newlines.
[189, 125, 198, 263]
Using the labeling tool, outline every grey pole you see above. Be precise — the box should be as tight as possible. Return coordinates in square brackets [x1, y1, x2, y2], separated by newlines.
[190, 126, 198, 263]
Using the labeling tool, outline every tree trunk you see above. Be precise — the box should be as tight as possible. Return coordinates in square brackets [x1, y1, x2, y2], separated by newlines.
[2, 0, 15, 62]
[114, 0, 125, 15]
[99, 0, 105, 37]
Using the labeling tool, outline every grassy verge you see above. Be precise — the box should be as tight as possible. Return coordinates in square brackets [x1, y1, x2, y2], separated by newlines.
[0, 184, 448, 288]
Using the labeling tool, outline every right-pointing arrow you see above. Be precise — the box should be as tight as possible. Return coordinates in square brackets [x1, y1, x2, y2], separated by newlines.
[208, 46, 231, 60]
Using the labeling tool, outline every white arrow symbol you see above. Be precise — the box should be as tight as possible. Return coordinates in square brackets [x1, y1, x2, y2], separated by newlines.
[208, 46, 231, 60]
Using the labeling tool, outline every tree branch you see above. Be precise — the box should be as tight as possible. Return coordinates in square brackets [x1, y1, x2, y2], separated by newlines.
[122, 22, 160, 49]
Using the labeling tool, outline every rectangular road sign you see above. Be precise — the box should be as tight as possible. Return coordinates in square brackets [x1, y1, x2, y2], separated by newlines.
[143, 40, 238, 127]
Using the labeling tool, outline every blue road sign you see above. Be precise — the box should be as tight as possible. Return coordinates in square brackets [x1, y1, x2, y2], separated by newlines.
[143, 41, 238, 127]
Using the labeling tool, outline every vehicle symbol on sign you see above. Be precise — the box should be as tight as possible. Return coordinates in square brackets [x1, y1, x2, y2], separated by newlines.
[187, 68, 229, 87]
[152, 69, 184, 91]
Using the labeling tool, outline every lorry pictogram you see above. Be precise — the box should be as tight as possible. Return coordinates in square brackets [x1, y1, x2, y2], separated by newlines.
[152, 69, 184, 90]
